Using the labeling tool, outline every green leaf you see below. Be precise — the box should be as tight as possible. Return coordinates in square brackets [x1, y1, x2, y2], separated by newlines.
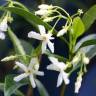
[20, 40, 34, 55]
[75, 34, 96, 52]
[1, 7, 52, 31]
[8, 27, 27, 64]
[71, 17, 85, 40]
[35, 79, 49, 96]
[82, 5, 96, 31]
[45, 50, 68, 62]
[0, 83, 24, 96]
[80, 45, 96, 59]
[31, 43, 41, 57]
[4, 75, 27, 96]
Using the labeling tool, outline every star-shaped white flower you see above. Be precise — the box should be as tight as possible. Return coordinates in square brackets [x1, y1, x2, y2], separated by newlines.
[75, 74, 83, 93]
[47, 57, 70, 87]
[0, 17, 8, 40]
[14, 57, 44, 88]
[28, 25, 54, 53]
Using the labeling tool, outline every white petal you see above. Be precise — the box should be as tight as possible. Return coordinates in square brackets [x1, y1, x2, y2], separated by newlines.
[47, 41, 54, 53]
[38, 25, 46, 35]
[57, 73, 63, 87]
[62, 71, 70, 85]
[28, 31, 42, 40]
[0, 17, 8, 31]
[38, 4, 50, 9]
[42, 41, 47, 54]
[14, 73, 28, 82]
[35, 71, 44, 76]
[15, 61, 27, 72]
[56, 62, 67, 70]
[47, 64, 59, 71]
[0, 32, 5, 40]
[48, 57, 58, 64]
[35, 10, 48, 16]
[57, 29, 67, 37]
[29, 74, 36, 88]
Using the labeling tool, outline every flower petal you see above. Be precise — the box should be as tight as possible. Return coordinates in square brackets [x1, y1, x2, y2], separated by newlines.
[15, 61, 27, 72]
[42, 41, 47, 54]
[56, 62, 67, 70]
[0, 32, 5, 40]
[48, 57, 58, 64]
[0, 17, 8, 31]
[38, 25, 46, 35]
[57, 73, 63, 87]
[29, 74, 36, 88]
[47, 64, 59, 71]
[14, 73, 28, 82]
[48, 41, 54, 53]
[62, 71, 70, 85]
[35, 71, 44, 76]
[28, 31, 42, 40]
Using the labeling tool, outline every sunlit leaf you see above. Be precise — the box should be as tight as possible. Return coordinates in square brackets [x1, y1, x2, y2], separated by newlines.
[82, 5, 96, 31]
[71, 16, 85, 40]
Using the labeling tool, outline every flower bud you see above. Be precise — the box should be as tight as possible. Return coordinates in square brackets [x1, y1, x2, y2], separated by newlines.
[83, 57, 89, 64]
[57, 27, 68, 37]
[78, 9, 83, 15]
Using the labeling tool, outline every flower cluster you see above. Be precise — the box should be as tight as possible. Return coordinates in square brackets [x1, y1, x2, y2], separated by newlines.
[0, 2, 92, 96]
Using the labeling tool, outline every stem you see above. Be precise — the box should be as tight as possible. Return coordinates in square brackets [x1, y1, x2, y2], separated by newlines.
[60, 83, 66, 96]
[50, 17, 61, 34]
[27, 85, 33, 96]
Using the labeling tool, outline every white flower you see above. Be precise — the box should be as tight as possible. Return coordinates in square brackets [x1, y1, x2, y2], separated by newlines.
[47, 57, 70, 87]
[57, 27, 68, 37]
[75, 74, 83, 93]
[14, 57, 44, 88]
[43, 17, 54, 22]
[35, 4, 53, 17]
[0, 17, 8, 40]
[28, 25, 54, 53]
[38, 4, 53, 10]
[78, 9, 83, 15]
[35, 10, 51, 16]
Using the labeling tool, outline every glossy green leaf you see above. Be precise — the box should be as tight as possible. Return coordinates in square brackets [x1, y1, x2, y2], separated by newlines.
[8, 27, 27, 64]
[75, 34, 96, 52]
[4, 75, 27, 96]
[35, 79, 49, 96]
[71, 17, 85, 40]
[80, 45, 96, 59]
[82, 5, 96, 31]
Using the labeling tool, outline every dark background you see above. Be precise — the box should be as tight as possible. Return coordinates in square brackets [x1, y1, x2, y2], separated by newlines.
[0, 0, 96, 96]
